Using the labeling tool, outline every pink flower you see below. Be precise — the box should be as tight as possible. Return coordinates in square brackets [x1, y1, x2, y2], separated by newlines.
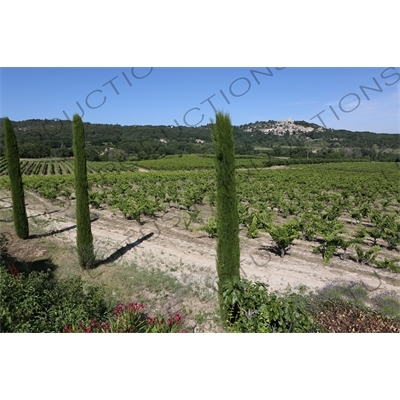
[113, 303, 125, 315]
[101, 322, 110, 332]
[174, 314, 182, 323]
[128, 303, 144, 313]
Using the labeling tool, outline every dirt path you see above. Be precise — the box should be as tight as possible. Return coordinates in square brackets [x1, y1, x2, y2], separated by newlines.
[3, 189, 399, 300]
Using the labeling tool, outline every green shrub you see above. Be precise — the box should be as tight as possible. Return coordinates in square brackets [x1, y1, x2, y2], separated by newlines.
[0, 233, 8, 261]
[0, 262, 188, 333]
[354, 245, 380, 265]
[269, 221, 300, 258]
[246, 215, 259, 239]
[0, 263, 108, 332]
[195, 217, 218, 238]
[223, 280, 314, 333]
[374, 258, 400, 273]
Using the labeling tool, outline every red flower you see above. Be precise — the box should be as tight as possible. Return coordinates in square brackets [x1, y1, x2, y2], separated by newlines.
[128, 303, 144, 313]
[174, 314, 182, 324]
[101, 322, 110, 331]
[113, 303, 125, 315]
[90, 320, 99, 328]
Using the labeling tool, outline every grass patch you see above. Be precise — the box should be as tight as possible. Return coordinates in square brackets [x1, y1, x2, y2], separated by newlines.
[318, 281, 370, 308]
[372, 292, 400, 318]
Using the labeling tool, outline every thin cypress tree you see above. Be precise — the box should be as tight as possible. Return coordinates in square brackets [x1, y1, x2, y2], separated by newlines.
[3, 117, 29, 239]
[211, 111, 241, 324]
[72, 114, 94, 269]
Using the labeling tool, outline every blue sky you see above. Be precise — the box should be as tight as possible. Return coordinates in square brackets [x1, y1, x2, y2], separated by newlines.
[1, 67, 399, 133]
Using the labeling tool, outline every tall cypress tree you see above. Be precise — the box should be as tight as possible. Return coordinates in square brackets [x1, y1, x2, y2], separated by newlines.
[211, 111, 241, 324]
[3, 117, 29, 239]
[72, 114, 94, 269]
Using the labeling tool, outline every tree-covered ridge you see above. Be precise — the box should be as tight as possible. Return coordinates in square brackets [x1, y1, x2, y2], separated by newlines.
[0, 118, 399, 161]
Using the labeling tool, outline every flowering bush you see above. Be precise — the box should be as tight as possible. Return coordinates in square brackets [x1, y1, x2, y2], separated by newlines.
[63, 302, 187, 333]
[1, 260, 187, 333]
[0, 263, 108, 333]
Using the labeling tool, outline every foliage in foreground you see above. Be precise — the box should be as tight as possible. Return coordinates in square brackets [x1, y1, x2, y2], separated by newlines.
[313, 297, 400, 333]
[0, 262, 186, 333]
[223, 280, 315, 333]
[63, 303, 186, 333]
[0, 263, 108, 332]
[223, 279, 400, 333]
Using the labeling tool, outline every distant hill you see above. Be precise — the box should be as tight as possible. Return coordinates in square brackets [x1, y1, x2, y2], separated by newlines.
[0, 118, 399, 161]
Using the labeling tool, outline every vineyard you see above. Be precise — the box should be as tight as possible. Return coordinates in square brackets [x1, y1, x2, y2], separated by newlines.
[133, 154, 269, 170]
[1, 161, 399, 271]
[0, 155, 269, 175]
[0, 154, 359, 176]
[0, 157, 139, 176]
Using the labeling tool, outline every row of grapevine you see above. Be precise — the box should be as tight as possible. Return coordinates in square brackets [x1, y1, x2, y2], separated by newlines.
[0, 157, 140, 176]
[133, 154, 268, 171]
[132, 154, 359, 171]
[0, 155, 292, 175]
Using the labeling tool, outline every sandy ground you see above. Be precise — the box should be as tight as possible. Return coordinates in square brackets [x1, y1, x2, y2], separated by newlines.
[2, 189, 399, 302]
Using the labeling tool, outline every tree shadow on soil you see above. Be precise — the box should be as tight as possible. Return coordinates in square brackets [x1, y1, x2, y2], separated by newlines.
[258, 245, 286, 257]
[5, 256, 58, 281]
[1, 206, 61, 223]
[27, 209, 64, 220]
[93, 232, 154, 268]
[28, 217, 99, 239]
